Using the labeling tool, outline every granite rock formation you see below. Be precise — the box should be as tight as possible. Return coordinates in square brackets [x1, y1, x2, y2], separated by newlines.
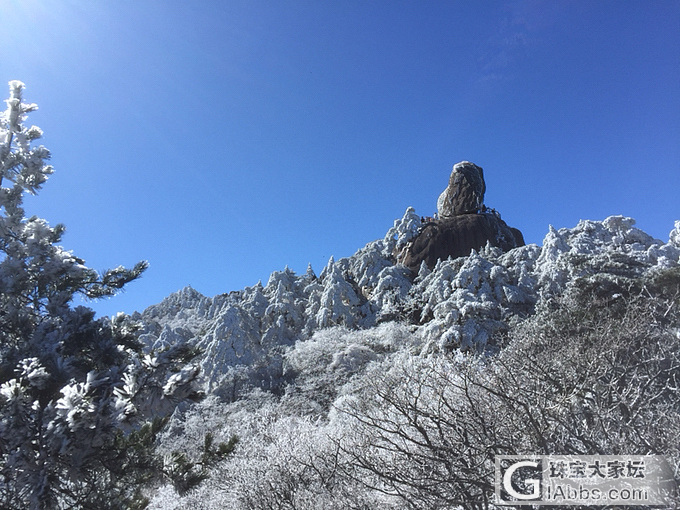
[398, 161, 524, 272]
[437, 161, 486, 217]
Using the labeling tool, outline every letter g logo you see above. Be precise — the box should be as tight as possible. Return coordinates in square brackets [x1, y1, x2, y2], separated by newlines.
[503, 460, 541, 500]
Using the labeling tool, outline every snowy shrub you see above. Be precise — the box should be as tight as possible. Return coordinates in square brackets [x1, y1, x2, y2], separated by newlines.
[157, 406, 395, 510]
[410, 250, 527, 352]
[671, 220, 680, 248]
[313, 257, 363, 329]
[283, 322, 415, 412]
[156, 395, 237, 459]
[370, 264, 413, 321]
[331, 353, 495, 510]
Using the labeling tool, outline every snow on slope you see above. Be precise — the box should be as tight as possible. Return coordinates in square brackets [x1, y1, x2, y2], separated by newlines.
[135, 209, 680, 398]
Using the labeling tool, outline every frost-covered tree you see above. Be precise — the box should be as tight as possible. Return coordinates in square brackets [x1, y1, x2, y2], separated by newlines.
[313, 257, 362, 329]
[0, 81, 201, 509]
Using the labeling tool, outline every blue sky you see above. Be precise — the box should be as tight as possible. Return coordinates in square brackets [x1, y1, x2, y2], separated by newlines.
[1, 0, 678, 317]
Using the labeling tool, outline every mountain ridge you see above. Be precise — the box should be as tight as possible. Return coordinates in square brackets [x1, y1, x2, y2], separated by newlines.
[135, 208, 680, 399]
[142, 207, 680, 509]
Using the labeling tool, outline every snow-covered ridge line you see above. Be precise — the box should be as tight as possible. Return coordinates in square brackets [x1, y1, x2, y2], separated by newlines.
[136, 209, 680, 397]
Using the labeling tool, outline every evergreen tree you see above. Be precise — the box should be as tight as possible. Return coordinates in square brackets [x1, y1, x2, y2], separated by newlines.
[0, 81, 201, 509]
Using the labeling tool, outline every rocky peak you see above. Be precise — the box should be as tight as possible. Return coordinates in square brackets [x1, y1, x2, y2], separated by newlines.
[437, 161, 486, 217]
[397, 161, 524, 271]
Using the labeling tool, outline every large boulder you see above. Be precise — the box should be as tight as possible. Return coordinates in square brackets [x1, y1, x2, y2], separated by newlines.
[398, 214, 524, 272]
[437, 161, 486, 218]
[397, 161, 524, 271]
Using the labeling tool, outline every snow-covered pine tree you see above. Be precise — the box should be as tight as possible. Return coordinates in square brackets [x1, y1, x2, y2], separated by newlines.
[0, 81, 201, 509]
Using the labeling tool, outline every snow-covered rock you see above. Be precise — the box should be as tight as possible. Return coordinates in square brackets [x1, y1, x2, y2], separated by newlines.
[437, 161, 486, 217]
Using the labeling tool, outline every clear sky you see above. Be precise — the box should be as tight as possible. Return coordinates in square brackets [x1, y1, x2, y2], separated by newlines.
[1, 0, 678, 318]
